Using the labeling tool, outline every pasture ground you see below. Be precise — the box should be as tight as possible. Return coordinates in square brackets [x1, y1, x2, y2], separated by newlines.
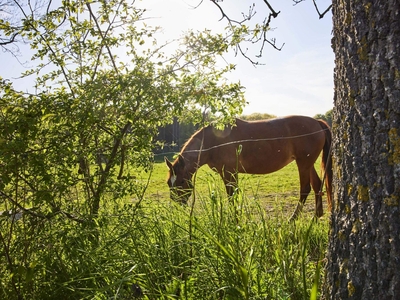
[142, 157, 328, 219]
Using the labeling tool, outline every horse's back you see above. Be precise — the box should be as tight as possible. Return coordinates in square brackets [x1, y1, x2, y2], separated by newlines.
[235, 115, 320, 130]
[208, 116, 326, 174]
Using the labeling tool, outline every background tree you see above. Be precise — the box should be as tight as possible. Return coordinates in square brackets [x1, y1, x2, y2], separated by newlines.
[314, 109, 333, 127]
[240, 112, 276, 121]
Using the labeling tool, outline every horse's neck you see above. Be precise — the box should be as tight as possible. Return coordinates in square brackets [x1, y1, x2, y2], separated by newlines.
[183, 154, 204, 175]
[182, 150, 208, 171]
[182, 131, 209, 170]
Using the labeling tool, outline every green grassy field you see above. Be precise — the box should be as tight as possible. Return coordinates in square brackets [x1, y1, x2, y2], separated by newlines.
[139, 157, 328, 220]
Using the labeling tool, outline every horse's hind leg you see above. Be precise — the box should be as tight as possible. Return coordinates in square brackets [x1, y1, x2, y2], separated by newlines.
[310, 166, 323, 217]
[289, 166, 312, 221]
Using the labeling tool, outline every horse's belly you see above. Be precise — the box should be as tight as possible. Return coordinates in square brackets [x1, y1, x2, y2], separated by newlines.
[237, 155, 295, 174]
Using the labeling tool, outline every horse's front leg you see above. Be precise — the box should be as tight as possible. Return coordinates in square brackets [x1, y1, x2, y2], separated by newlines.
[290, 201, 306, 222]
[220, 170, 238, 197]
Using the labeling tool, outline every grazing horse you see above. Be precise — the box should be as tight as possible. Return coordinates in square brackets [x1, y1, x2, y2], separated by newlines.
[165, 115, 332, 220]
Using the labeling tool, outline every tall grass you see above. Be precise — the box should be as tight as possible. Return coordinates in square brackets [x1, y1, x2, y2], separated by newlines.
[0, 162, 329, 299]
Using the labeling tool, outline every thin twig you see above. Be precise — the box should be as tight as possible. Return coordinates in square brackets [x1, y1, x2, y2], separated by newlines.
[312, 0, 333, 19]
[209, 0, 282, 65]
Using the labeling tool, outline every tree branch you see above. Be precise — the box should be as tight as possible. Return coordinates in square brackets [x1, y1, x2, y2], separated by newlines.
[312, 0, 332, 19]
[86, 1, 121, 77]
[262, 0, 280, 18]
[293, 0, 332, 19]
[91, 121, 132, 215]
[0, 189, 86, 224]
[209, 0, 282, 65]
[0, 32, 20, 46]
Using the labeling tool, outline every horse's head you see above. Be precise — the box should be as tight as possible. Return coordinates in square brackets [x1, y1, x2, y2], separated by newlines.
[165, 155, 193, 204]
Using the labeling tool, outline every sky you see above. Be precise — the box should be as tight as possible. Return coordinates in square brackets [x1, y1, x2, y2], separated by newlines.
[0, 0, 334, 117]
[139, 0, 335, 117]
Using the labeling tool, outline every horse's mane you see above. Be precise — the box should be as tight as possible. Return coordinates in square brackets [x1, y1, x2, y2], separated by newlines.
[180, 125, 207, 154]
[180, 119, 240, 155]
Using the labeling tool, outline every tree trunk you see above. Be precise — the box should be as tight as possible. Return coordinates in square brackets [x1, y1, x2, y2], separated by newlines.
[326, 0, 400, 299]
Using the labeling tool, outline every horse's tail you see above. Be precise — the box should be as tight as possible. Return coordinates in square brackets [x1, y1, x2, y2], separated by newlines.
[318, 120, 333, 211]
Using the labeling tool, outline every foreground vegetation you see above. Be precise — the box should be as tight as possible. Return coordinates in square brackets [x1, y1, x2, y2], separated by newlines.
[0, 161, 329, 299]
[0, 1, 331, 298]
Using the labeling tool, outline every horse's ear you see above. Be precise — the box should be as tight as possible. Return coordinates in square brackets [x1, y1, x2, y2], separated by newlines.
[164, 157, 173, 169]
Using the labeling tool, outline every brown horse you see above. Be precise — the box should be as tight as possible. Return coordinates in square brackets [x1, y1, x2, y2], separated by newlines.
[165, 115, 332, 220]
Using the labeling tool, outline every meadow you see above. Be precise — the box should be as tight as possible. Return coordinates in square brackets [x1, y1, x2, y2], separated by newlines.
[0, 158, 330, 300]
[144, 155, 322, 217]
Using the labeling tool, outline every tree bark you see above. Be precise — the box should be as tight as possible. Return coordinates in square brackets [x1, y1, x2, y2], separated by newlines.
[326, 0, 400, 299]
